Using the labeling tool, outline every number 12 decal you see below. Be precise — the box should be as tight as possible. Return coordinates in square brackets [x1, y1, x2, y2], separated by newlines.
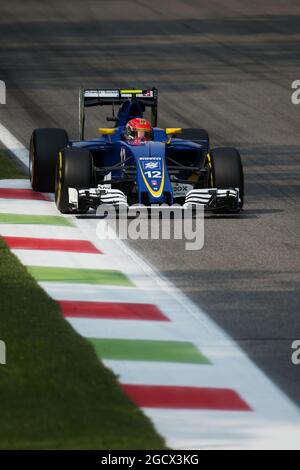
[144, 170, 162, 179]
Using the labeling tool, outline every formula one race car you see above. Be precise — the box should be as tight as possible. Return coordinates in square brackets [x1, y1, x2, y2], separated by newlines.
[29, 88, 244, 213]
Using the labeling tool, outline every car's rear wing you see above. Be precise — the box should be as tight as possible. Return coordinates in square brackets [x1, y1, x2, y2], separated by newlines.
[79, 88, 158, 140]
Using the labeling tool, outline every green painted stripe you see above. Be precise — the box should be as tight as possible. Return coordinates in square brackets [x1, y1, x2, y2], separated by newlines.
[89, 338, 211, 364]
[0, 213, 73, 227]
[27, 266, 133, 287]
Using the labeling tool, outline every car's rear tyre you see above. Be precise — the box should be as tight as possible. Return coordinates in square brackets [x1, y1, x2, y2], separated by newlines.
[209, 147, 244, 210]
[29, 128, 69, 192]
[55, 148, 95, 214]
[181, 128, 209, 150]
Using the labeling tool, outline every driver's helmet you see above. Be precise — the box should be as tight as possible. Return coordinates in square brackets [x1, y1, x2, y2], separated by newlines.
[125, 118, 152, 143]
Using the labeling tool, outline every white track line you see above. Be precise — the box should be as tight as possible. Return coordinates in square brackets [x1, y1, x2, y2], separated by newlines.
[0, 179, 31, 189]
[0, 199, 60, 215]
[67, 317, 185, 342]
[0, 224, 87, 239]
[13, 250, 121, 271]
[1, 122, 300, 450]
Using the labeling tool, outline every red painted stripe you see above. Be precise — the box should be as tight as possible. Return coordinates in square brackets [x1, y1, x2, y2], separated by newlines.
[59, 300, 169, 321]
[0, 188, 50, 201]
[121, 385, 252, 411]
[3, 236, 101, 254]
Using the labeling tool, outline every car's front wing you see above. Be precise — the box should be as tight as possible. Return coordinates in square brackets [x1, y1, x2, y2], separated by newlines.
[68, 186, 241, 213]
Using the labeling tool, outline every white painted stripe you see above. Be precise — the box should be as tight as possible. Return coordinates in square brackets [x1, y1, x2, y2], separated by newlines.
[66, 317, 182, 342]
[0, 224, 86, 240]
[13, 250, 117, 270]
[0, 199, 60, 215]
[104, 360, 238, 388]
[39, 282, 158, 303]
[0, 179, 31, 189]
[67, 317, 260, 354]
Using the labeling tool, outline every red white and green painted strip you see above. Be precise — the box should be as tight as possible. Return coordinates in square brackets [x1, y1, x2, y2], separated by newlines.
[0, 123, 300, 449]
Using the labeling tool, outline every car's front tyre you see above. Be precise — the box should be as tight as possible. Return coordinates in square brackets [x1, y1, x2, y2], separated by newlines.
[29, 128, 69, 192]
[55, 148, 95, 214]
[208, 147, 244, 211]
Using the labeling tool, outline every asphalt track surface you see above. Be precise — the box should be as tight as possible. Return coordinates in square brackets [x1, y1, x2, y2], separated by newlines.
[0, 0, 299, 406]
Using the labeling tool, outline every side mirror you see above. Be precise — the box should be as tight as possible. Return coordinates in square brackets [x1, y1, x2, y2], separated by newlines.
[166, 128, 182, 136]
[98, 128, 115, 136]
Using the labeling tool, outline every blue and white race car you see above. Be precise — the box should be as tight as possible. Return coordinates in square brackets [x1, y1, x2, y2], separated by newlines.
[29, 87, 244, 213]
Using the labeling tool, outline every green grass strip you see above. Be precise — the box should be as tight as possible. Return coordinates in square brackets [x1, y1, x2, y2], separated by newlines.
[89, 338, 211, 364]
[27, 266, 134, 287]
[0, 150, 24, 179]
[0, 238, 165, 449]
[0, 213, 73, 227]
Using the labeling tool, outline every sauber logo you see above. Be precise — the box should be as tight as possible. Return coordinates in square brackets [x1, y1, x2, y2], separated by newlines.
[144, 162, 159, 170]
[141, 158, 162, 173]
